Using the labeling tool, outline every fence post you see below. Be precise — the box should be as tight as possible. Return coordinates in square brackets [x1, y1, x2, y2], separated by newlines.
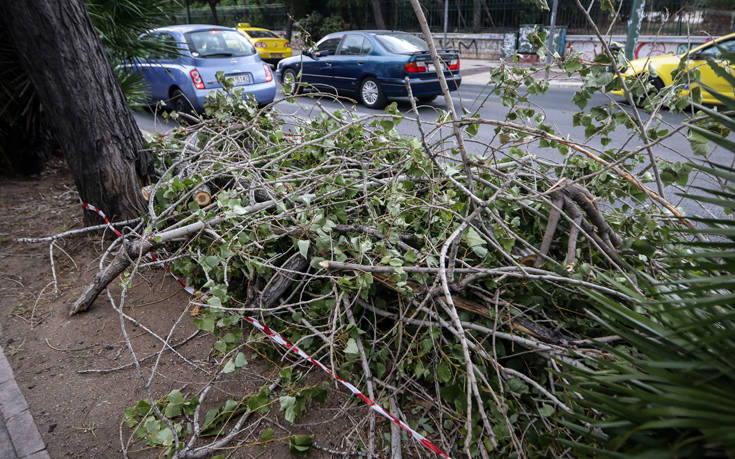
[546, 0, 559, 72]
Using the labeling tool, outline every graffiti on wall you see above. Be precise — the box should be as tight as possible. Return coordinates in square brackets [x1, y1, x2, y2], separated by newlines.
[634, 42, 668, 58]
[565, 40, 681, 61]
[438, 38, 479, 56]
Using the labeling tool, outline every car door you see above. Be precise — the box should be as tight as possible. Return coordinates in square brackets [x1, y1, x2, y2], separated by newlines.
[688, 38, 735, 100]
[331, 34, 371, 92]
[136, 32, 180, 102]
[301, 35, 342, 89]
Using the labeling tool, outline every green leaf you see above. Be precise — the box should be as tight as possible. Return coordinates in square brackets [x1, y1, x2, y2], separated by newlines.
[235, 352, 247, 368]
[164, 390, 184, 418]
[297, 239, 310, 259]
[465, 122, 479, 137]
[152, 426, 174, 446]
[463, 227, 488, 258]
[572, 90, 591, 110]
[261, 427, 274, 442]
[344, 338, 359, 355]
[289, 434, 314, 455]
[279, 395, 298, 423]
[539, 404, 554, 417]
[223, 359, 236, 374]
[196, 317, 215, 333]
[436, 362, 452, 383]
[202, 255, 220, 269]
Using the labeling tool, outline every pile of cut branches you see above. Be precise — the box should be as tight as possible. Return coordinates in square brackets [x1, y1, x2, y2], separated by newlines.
[60, 56, 703, 457]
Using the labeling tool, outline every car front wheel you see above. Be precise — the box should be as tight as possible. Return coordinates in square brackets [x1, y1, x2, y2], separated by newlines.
[359, 77, 387, 109]
[282, 68, 302, 94]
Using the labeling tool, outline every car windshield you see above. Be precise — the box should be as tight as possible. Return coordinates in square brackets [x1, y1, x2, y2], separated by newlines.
[246, 30, 280, 39]
[375, 33, 429, 54]
[185, 29, 256, 57]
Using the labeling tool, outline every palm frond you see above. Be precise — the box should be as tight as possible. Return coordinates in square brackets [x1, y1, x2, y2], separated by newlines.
[563, 55, 735, 457]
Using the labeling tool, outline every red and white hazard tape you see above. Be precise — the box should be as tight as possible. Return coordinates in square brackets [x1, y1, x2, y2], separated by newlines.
[82, 201, 451, 458]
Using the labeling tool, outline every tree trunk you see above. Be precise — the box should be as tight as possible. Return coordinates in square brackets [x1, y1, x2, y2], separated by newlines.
[0, 0, 153, 225]
[370, 0, 386, 29]
[472, 0, 481, 30]
[208, 0, 220, 24]
[285, 4, 295, 42]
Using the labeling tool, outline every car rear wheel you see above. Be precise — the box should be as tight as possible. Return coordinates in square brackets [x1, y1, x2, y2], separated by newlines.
[417, 95, 437, 104]
[359, 77, 387, 109]
[282, 68, 302, 94]
[169, 89, 194, 115]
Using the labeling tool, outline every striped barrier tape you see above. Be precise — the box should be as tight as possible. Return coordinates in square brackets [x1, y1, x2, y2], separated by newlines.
[81, 200, 451, 458]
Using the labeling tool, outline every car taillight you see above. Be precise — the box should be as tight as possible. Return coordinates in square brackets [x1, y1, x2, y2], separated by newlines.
[255, 41, 267, 48]
[405, 62, 427, 73]
[263, 64, 273, 82]
[284, 41, 290, 48]
[190, 69, 205, 89]
[448, 58, 460, 71]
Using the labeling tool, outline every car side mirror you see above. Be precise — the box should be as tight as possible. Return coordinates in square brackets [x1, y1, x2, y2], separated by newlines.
[688, 52, 702, 61]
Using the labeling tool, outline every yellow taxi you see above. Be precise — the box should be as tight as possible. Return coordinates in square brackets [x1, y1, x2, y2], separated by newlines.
[611, 33, 735, 105]
[236, 23, 292, 64]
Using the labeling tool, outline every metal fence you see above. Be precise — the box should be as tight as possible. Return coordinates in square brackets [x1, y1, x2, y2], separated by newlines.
[171, 0, 735, 36]
[383, 0, 735, 36]
[172, 3, 289, 29]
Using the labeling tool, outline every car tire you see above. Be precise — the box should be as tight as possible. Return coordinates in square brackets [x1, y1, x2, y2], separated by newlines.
[169, 88, 194, 115]
[417, 95, 437, 104]
[282, 68, 303, 94]
[359, 77, 387, 109]
[651, 77, 664, 92]
[633, 76, 665, 107]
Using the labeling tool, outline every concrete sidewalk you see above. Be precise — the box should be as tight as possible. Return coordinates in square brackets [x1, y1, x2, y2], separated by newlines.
[460, 58, 583, 87]
[0, 325, 49, 459]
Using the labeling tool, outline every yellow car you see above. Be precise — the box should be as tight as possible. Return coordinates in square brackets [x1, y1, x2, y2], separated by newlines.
[236, 23, 292, 64]
[611, 33, 735, 105]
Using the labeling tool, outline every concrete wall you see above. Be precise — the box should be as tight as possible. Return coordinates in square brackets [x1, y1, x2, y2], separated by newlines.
[429, 33, 517, 60]
[564, 34, 711, 61]
[419, 32, 712, 61]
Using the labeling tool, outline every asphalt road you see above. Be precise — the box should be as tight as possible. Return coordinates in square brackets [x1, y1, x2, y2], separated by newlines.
[133, 83, 727, 218]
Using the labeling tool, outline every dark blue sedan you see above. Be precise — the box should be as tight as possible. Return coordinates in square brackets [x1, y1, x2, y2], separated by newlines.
[276, 31, 461, 109]
[131, 25, 277, 113]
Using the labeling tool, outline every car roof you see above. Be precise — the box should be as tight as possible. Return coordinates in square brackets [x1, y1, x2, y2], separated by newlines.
[690, 32, 735, 53]
[152, 24, 234, 34]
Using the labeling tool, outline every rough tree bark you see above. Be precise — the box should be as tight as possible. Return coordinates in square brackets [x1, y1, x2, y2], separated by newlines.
[0, 0, 153, 224]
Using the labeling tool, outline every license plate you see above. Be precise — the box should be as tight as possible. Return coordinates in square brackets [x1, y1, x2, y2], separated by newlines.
[230, 74, 251, 86]
[271, 53, 283, 58]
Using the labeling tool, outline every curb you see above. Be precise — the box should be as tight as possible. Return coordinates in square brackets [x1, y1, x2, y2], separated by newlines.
[0, 327, 50, 459]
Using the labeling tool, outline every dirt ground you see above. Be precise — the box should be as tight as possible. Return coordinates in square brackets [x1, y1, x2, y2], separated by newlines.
[0, 161, 369, 458]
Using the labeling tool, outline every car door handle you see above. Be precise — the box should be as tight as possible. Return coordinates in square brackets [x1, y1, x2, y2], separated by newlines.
[325, 62, 332, 67]
[357, 61, 364, 65]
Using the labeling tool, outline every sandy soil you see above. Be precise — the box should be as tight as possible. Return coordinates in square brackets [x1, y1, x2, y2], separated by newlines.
[0, 162, 368, 458]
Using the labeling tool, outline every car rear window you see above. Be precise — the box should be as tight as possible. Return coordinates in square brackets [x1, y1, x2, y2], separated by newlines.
[375, 33, 429, 54]
[185, 29, 256, 58]
[246, 30, 280, 39]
